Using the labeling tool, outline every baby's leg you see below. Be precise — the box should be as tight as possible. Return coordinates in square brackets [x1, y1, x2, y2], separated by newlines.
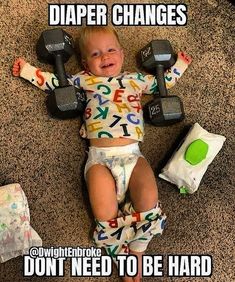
[86, 164, 133, 282]
[129, 157, 159, 212]
[128, 157, 159, 280]
[86, 164, 118, 221]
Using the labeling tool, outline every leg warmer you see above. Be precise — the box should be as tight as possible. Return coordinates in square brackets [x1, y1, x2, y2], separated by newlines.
[93, 203, 166, 261]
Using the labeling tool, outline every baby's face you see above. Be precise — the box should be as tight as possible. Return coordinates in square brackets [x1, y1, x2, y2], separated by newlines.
[83, 31, 124, 77]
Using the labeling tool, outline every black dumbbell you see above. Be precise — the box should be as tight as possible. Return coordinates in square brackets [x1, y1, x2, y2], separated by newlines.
[139, 40, 185, 126]
[36, 28, 86, 119]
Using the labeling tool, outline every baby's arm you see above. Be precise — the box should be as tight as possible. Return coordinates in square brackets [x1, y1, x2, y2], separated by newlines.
[12, 58, 59, 92]
[143, 51, 192, 94]
[165, 52, 192, 88]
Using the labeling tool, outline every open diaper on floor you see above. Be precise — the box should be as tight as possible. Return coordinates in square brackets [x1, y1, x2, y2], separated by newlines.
[0, 183, 42, 263]
[159, 123, 226, 194]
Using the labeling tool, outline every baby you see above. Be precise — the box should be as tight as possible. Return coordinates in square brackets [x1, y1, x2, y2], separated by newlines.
[13, 26, 191, 281]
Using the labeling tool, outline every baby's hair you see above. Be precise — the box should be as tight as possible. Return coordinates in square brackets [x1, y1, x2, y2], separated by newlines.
[78, 26, 121, 59]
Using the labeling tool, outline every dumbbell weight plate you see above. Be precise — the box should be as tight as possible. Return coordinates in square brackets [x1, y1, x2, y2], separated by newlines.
[143, 96, 185, 126]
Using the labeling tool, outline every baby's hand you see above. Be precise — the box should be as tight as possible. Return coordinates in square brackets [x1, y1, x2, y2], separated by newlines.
[12, 58, 26, 76]
[178, 52, 192, 65]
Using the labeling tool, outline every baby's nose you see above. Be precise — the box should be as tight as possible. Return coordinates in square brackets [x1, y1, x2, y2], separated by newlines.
[102, 52, 110, 59]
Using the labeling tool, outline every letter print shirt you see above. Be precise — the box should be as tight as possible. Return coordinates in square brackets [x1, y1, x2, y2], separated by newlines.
[20, 54, 190, 142]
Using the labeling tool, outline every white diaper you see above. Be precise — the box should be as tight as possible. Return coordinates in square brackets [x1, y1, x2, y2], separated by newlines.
[159, 123, 226, 193]
[0, 183, 42, 263]
[84, 143, 144, 203]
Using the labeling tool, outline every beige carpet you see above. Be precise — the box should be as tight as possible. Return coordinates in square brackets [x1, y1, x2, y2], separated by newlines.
[0, 0, 234, 281]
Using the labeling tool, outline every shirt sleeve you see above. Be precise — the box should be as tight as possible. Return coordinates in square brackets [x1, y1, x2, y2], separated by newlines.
[20, 63, 59, 92]
[143, 51, 192, 94]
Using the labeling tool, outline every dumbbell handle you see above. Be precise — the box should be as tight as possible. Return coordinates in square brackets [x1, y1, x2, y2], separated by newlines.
[55, 54, 69, 87]
[156, 65, 168, 97]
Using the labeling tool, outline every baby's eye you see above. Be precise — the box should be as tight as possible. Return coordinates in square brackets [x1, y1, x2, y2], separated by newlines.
[108, 48, 116, 53]
[91, 51, 100, 57]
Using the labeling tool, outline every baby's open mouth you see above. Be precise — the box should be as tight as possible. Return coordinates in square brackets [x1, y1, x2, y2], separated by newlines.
[101, 63, 114, 68]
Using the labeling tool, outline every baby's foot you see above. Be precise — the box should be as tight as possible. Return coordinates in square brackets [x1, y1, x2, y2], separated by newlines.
[129, 249, 144, 282]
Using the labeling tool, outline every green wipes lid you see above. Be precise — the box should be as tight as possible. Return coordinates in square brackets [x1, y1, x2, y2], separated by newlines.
[184, 139, 209, 165]
[180, 186, 189, 194]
